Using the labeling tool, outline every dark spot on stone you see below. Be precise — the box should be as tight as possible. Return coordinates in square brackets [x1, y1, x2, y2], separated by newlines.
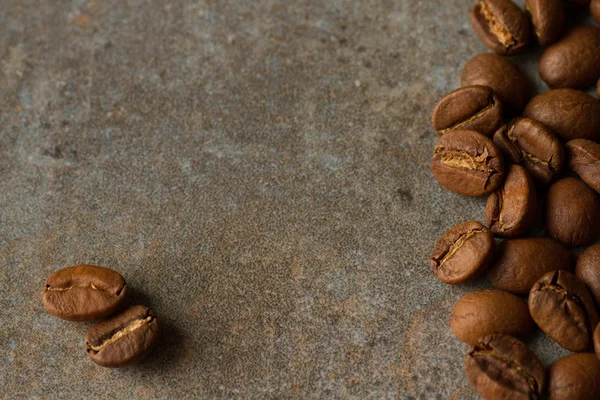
[395, 189, 413, 202]
[104, 40, 113, 49]
[363, 60, 372, 68]
[338, 56, 348, 64]
[339, 37, 348, 46]
[412, 103, 421, 113]
[42, 122, 51, 129]
[357, 46, 367, 53]
[458, 28, 467, 35]
[340, 24, 347, 31]
[62, 120, 70, 126]
[160, 69, 167, 79]
[42, 145, 63, 159]
[320, 37, 327, 44]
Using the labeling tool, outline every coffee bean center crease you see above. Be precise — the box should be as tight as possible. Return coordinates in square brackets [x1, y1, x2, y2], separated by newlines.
[480, 0, 516, 47]
[87, 316, 154, 352]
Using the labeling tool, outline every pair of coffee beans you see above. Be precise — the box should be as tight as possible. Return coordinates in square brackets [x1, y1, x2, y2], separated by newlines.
[43, 264, 159, 368]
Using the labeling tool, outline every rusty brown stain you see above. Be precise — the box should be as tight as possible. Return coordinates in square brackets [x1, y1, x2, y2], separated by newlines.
[73, 13, 91, 27]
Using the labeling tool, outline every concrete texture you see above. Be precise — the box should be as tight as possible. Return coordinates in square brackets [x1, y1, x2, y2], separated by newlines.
[0, 0, 596, 398]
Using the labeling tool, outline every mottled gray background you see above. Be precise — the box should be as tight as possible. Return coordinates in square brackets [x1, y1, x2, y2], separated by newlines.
[1, 0, 597, 399]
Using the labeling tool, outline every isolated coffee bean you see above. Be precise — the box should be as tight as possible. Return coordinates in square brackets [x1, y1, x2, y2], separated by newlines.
[430, 221, 494, 284]
[546, 178, 600, 246]
[450, 289, 534, 346]
[465, 334, 545, 400]
[567, 139, 600, 194]
[486, 164, 536, 238]
[488, 238, 573, 294]
[493, 118, 564, 184]
[593, 0, 600, 25]
[539, 26, 600, 89]
[432, 86, 503, 137]
[85, 305, 159, 368]
[462, 53, 532, 113]
[547, 353, 600, 400]
[523, 89, 600, 142]
[470, 0, 530, 56]
[529, 270, 599, 352]
[432, 130, 505, 197]
[524, 0, 565, 45]
[43, 265, 127, 321]
[576, 243, 600, 307]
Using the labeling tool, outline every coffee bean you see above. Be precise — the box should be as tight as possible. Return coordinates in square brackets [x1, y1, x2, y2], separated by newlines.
[546, 178, 600, 246]
[470, 0, 530, 56]
[529, 270, 599, 352]
[567, 139, 600, 194]
[464, 334, 545, 400]
[594, 0, 600, 27]
[523, 89, 600, 142]
[539, 26, 600, 89]
[493, 118, 564, 184]
[488, 238, 573, 294]
[430, 221, 494, 284]
[486, 164, 536, 238]
[43, 265, 127, 321]
[432, 85, 503, 137]
[432, 130, 505, 197]
[524, 0, 565, 45]
[547, 353, 600, 400]
[451, 289, 534, 346]
[595, 323, 600, 360]
[575, 243, 600, 307]
[462, 53, 532, 113]
[85, 305, 159, 368]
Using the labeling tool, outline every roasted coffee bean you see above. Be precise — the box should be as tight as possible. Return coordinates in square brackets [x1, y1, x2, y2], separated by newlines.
[493, 118, 564, 184]
[430, 221, 495, 284]
[450, 289, 534, 346]
[465, 334, 545, 400]
[43, 265, 127, 321]
[575, 243, 600, 307]
[567, 139, 600, 194]
[546, 178, 600, 246]
[529, 270, 599, 352]
[486, 164, 536, 238]
[547, 353, 600, 400]
[488, 238, 573, 294]
[523, 89, 600, 142]
[539, 26, 600, 89]
[432, 86, 503, 137]
[524, 0, 565, 45]
[462, 53, 532, 113]
[470, 0, 530, 56]
[85, 305, 159, 368]
[595, 323, 600, 360]
[431, 130, 505, 197]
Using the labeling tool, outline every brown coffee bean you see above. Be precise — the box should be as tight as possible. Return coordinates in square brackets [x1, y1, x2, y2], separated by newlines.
[593, 0, 600, 25]
[546, 178, 600, 246]
[432, 86, 503, 137]
[575, 243, 600, 307]
[529, 270, 599, 352]
[595, 323, 600, 360]
[462, 53, 532, 113]
[493, 118, 564, 184]
[539, 26, 600, 89]
[43, 265, 127, 321]
[470, 0, 530, 56]
[567, 139, 600, 194]
[523, 89, 600, 142]
[432, 130, 505, 197]
[486, 164, 536, 238]
[524, 0, 565, 45]
[85, 305, 159, 368]
[488, 238, 573, 294]
[547, 353, 600, 400]
[465, 334, 545, 400]
[450, 289, 534, 346]
[430, 221, 494, 284]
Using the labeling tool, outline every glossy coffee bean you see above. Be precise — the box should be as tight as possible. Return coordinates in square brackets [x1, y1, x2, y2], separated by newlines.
[567, 139, 600, 194]
[465, 334, 545, 400]
[462, 53, 532, 113]
[524, 0, 564, 45]
[451, 289, 534, 346]
[488, 238, 573, 294]
[432, 86, 503, 137]
[546, 178, 600, 246]
[43, 264, 127, 321]
[575, 243, 600, 307]
[547, 353, 600, 400]
[539, 26, 600, 89]
[431, 130, 505, 197]
[529, 270, 599, 352]
[430, 221, 494, 284]
[523, 89, 600, 142]
[85, 305, 159, 368]
[594, 0, 600, 26]
[470, 0, 530, 56]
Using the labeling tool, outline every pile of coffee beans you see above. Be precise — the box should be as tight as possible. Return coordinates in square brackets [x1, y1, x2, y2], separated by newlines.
[42, 264, 159, 368]
[430, 1, 600, 398]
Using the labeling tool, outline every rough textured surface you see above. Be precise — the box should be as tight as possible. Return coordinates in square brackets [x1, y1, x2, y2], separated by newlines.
[0, 0, 594, 398]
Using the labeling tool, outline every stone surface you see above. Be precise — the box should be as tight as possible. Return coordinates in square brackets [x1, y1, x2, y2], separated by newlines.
[0, 0, 594, 398]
